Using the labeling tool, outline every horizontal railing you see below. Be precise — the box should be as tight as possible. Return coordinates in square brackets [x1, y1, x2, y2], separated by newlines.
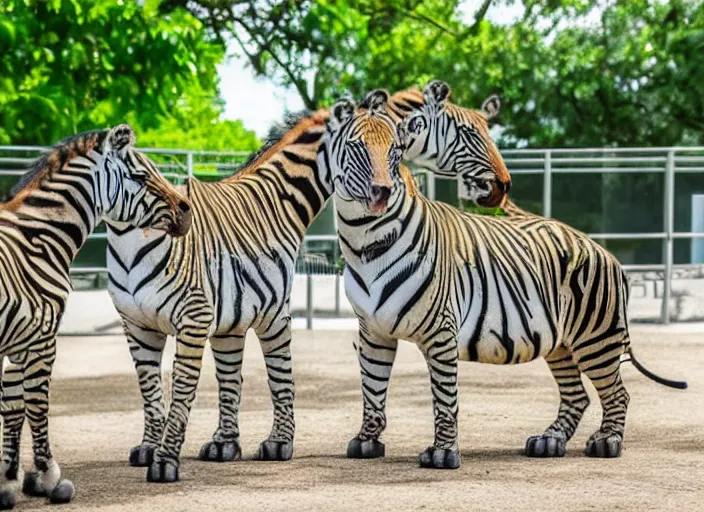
[493, 147, 704, 324]
[2, 145, 704, 326]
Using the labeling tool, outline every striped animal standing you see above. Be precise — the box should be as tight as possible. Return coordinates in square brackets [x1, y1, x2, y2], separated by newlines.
[400, 80, 687, 454]
[327, 91, 685, 470]
[107, 110, 333, 482]
[0, 125, 191, 508]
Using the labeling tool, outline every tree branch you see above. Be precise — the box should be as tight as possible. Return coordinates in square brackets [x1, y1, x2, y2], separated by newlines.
[459, 0, 493, 38]
[397, 9, 459, 36]
[471, 0, 493, 27]
[234, 18, 316, 109]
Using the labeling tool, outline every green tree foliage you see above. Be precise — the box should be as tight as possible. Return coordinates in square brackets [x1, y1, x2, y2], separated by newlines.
[510, 0, 704, 147]
[135, 86, 259, 151]
[159, 0, 704, 266]
[0, 0, 257, 150]
[164, 0, 704, 148]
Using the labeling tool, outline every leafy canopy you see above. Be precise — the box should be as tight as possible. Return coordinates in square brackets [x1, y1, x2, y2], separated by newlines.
[162, 0, 704, 148]
[0, 0, 257, 151]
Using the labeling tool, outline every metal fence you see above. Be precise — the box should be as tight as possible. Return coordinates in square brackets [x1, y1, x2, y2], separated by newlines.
[2, 145, 703, 326]
[500, 147, 704, 324]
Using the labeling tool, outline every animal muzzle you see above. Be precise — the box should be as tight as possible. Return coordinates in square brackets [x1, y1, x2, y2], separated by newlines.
[167, 200, 193, 237]
[369, 185, 392, 213]
[476, 178, 511, 208]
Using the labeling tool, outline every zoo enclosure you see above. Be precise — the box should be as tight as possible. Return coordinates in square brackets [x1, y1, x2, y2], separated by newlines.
[1, 145, 703, 326]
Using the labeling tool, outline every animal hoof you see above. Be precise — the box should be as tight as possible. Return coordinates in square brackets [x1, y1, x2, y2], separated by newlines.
[49, 479, 75, 504]
[146, 460, 179, 483]
[257, 440, 293, 461]
[419, 446, 461, 469]
[525, 434, 566, 458]
[585, 432, 622, 458]
[346, 437, 385, 459]
[129, 444, 156, 467]
[22, 471, 45, 497]
[198, 441, 242, 462]
[0, 490, 16, 510]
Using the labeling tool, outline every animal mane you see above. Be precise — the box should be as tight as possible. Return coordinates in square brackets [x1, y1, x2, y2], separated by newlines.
[229, 108, 330, 179]
[7, 129, 109, 201]
[400, 164, 420, 198]
[389, 86, 425, 109]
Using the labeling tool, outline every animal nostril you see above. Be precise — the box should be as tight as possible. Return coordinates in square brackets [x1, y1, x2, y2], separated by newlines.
[178, 201, 190, 214]
[371, 185, 391, 202]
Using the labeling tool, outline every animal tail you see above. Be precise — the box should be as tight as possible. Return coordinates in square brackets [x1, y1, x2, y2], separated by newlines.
[621, 347, 688, 390]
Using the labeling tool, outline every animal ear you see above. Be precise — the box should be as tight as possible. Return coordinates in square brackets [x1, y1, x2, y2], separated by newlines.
[362, 89, 390, 114]
[423, 80, 451, 106]
[405, 113, 428, 136]
[481, 94, 501, 119]
[329, 98, 355, 130]
[106, 124, 136, 153]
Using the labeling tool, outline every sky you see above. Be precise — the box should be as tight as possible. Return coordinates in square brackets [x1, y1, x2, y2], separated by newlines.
[217, 1, 526, 137]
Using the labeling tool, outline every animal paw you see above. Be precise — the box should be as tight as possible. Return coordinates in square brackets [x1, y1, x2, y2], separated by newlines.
[146, 459, 179, 483]
[49, 480, 75, 504]
[419, 446, 461, 469]
[585, 431, 622, 458]
[198, 441, 242, 462]
[0, 490, 16, 510]
[525, 434, 567, 458]
[257, 440, 293, 461]
[346, 437, 385, 459]
[129, 444, 157, 467]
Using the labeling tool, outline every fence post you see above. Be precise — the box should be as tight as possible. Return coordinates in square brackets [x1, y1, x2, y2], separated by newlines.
[306, 273, 313, 329]
[543, 150, 552, 218]
[427, 171, 436, 200]
[661, 150, 675, 324]
[186, 152, 194, 181]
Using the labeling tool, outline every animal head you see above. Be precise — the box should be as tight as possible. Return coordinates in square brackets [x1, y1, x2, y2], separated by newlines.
[327, 90, 410, 216]
[98, 124, 192, 236]
[400, 80, 510, 207]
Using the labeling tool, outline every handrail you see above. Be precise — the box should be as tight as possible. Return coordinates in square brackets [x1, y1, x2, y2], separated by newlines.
[3, 145, 704, 325]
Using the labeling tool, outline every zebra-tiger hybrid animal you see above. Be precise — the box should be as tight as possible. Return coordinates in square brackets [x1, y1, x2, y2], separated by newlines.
[327, 90, 685, 470]
[386, 82, 530, 216]
[107, 110, 333, 482]
[0, 125, 191, 508]
[400, 79, 687, 452]
[385, 84, 512, 209]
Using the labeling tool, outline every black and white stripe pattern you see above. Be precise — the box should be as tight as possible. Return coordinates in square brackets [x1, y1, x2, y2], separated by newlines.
[388, 81, 511, 207]
[106, 111, 334, 482]
[327, 93, 685, 470]
[396, 81, 687, 456]
[0, 125, 191, 506]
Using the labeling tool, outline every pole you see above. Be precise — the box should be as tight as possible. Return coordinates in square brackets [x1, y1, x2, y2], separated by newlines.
[306, 273, 313, 330]
[543, 150, 552, 218]
[427, 171, 436, 200]
[661, 150, 675, 324]
[186, 152, 194, 181]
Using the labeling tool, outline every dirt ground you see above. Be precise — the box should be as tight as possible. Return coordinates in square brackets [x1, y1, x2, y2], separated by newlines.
[13, 326, 704, 511]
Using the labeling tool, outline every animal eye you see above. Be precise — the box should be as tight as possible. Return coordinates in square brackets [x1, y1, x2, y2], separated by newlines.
[131, 170, 148, 183]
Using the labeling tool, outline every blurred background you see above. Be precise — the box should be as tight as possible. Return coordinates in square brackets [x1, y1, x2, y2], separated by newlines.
[1, 0, 704, 323]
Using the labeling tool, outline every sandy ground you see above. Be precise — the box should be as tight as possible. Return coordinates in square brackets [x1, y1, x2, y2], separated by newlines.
[13, 326, 704, 511]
